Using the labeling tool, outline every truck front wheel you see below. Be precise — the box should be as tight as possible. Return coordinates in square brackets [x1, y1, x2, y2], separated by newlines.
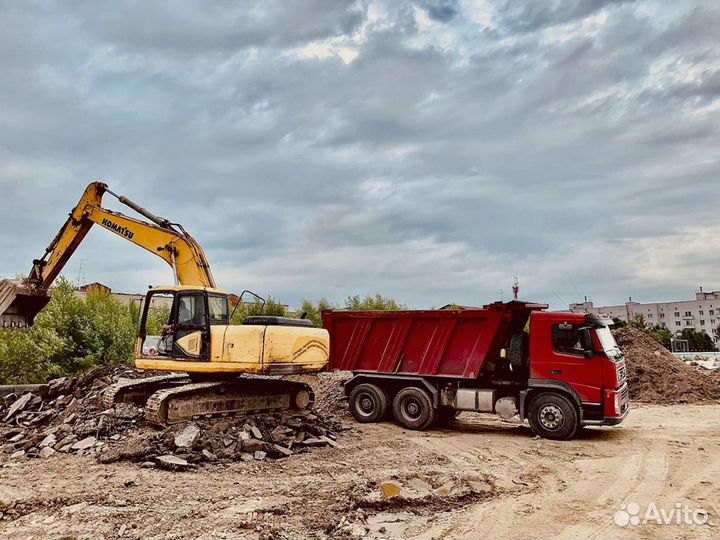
[348, 383, 388, 423]
[393, 387, 436, 430]
[527, 393, 579, 440]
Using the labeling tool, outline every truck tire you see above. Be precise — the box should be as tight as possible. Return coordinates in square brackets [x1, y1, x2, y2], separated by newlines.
[348, 383, 388, 423]
[393, 387, 436, 430]
[508, 332, 529, 375]
[527, 392, 579, 440]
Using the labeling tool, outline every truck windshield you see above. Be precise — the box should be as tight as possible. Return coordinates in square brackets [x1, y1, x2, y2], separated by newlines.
[596, 326, 621, 356]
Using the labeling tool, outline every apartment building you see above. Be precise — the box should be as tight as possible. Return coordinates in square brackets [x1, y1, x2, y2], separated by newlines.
[569, 288, 720, 342]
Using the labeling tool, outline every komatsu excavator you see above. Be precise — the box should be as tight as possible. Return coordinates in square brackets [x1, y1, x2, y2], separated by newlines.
[0, 182, 328, 424]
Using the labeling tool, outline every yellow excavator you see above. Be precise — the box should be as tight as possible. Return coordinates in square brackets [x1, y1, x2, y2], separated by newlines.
[0, 182, 328, 424]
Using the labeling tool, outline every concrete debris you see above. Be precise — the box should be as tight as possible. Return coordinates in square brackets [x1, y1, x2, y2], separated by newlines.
[39, 446, 56, 459]
[0, 365, 350, 470]
[3, 393, 32, 422]
[155, 455, 191, 471]
[174, 423, 200, 449]
[71, 436, 97, 451]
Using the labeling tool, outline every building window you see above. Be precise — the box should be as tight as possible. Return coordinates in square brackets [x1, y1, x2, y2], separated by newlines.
[699, 310, 704, 315]
[710, 310, 715, 316]
[647, 314, 653, 319]
[674, 312, 680, 317]
[686, 320, 693, 326]
[712, 319, 716, 325]
[700, 320, 706, 326]
[660, 322, 666, 328]
[684, 311, 692, 317]
[675, 321, 681, 327]
[660, 313, 665, 319]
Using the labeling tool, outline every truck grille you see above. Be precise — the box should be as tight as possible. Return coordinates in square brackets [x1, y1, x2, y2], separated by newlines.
[621, 385, 629, 401]
[617, 364, 627, 384]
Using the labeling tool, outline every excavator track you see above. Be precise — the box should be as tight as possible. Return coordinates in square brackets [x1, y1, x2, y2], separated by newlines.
[144, 378, 315, 425]
[102, 374, 190, 409]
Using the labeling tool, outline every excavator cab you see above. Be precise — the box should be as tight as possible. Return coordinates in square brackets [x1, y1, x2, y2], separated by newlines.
[139, 286, 230, 361]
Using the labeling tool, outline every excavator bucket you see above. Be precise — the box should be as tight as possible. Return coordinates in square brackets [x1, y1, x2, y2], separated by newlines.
[0, 279, 52, 328]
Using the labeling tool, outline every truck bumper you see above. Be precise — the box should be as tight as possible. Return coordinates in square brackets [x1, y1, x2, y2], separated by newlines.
[600, 406, 629, 426]
[583, 383, 629, 426]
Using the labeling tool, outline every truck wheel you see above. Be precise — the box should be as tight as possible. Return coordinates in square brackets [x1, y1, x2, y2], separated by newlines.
[528, 393, 579, 440]
[393, 387, 436, 430]
[348, 383, 388, 423]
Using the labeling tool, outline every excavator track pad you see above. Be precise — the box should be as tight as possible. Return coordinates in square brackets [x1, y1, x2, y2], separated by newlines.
[144, 378, 315, 425]
[102, 374, 190, 409]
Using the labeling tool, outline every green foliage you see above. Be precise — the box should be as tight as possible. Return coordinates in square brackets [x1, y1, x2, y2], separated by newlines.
[611, 317, 627, 328]
[629, 314, 648, 331]
[297, 298, 335, 328]
[646, 325, 672, 350]
[230, 296, 288, 325]
[296, 294, 405, 327]
[0, 276, 136, 384]
[343, 294, 406, 311]
[677, 328, 717, 352]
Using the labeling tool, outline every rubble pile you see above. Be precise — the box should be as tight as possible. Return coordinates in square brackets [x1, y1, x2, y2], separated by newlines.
[615, 327, 720, 403]
[0, 365, 348, 469]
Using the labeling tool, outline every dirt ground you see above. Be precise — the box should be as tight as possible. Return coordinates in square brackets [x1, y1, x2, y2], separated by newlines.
[1, 403, 718, 540]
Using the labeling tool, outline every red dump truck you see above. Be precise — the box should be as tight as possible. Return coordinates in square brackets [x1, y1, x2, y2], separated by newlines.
[322, 301, 629, 440]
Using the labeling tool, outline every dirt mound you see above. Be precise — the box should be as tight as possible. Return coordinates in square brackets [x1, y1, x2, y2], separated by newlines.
[615, 327, 720, 403]
[0, 366, 349, 469]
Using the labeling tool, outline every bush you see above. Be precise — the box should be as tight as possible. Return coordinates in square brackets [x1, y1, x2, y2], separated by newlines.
[0, 277, 135, 384]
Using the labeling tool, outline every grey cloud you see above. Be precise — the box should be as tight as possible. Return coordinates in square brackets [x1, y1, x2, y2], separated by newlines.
[1, 0, 719, 309]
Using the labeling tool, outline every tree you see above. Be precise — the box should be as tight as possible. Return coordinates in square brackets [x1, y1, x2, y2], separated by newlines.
[646, 325, 672, 350]
[343, 294, 406, 311]
[230, 296, 288, 325]
[629, 314, 648, 331]
[611, 317, 627, 329]
[677, 329, 717, 352]
[0, 276, 136, 384]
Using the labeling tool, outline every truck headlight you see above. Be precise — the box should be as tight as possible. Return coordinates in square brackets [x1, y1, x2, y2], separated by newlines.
[614, 393, 622, 415]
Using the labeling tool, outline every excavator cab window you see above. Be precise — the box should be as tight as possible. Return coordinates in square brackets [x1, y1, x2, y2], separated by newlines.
[172, 292, 209, 360]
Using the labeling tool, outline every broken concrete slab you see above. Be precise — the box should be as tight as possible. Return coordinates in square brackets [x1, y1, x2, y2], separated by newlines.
[71, 436, 97, 451]
[39, 447, 56, 459]
[155, 455, 191, 471]
[174, 423, 200, 449]
[3, 393, 32, 422]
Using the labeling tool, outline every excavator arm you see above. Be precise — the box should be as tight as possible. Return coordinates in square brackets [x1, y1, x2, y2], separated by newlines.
[0, 181, 215, 326]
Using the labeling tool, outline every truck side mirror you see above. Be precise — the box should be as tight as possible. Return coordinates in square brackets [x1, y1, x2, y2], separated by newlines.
[579, 327, 594, 359]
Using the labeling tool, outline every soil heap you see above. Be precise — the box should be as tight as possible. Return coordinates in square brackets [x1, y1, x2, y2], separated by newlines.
[615, 326, 720, 403]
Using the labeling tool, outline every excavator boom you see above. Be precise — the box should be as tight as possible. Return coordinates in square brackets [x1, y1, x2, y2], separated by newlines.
[1, 181, 215, 326]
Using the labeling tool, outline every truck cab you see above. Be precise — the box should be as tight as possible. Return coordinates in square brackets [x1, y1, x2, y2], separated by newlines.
[524, 311, 629, 433]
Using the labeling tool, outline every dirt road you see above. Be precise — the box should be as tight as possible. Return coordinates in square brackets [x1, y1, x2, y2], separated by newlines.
[1, 403, 718, 539]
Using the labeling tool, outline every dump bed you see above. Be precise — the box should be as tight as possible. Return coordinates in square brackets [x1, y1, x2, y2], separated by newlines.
[322, 301, 546, 379]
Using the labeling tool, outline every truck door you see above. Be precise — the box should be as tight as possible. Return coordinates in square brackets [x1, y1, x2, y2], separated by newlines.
[173, 292, 210, 360]
[548, 323, 603, 404]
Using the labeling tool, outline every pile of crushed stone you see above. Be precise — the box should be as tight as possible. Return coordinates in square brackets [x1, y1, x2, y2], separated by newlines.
[0, 366, 349, 470]
[615, 327, 720, 404]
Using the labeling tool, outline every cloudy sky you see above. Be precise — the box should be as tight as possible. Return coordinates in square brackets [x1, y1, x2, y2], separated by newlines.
[1, 0, 718, 309]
